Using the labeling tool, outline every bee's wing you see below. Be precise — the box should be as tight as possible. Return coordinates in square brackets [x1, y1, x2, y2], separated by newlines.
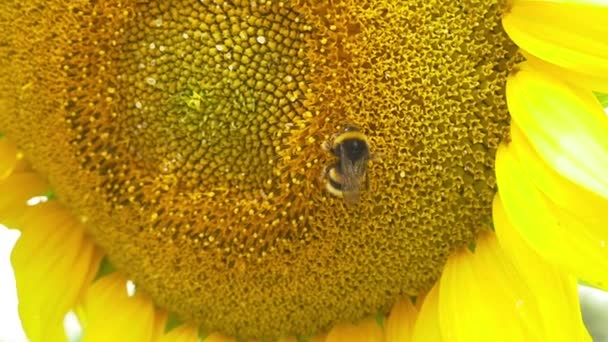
[340, 158, 367, 205]
[342, 189, 361, 206]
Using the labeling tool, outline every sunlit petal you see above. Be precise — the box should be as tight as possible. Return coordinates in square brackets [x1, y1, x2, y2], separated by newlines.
[11, 202, 103, 342]
[506, 62, 608, 200]
[0, 172, 48, 227]
[411, 283, 442, 342]
[151, 310, 168, 342]
[522, 52, 608, 93]
[495, 142, 608, 289]
[504, 1, 608, 77]
[509, 123, 608, 237]
[438, 233, 542, 341]
[0, 138, 19, 179]
[80, 273, 157, 342]
[493, 195, 591, 341]
[385, 297, 417, 342]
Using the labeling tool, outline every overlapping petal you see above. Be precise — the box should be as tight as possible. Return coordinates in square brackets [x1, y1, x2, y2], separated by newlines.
[80, 273, 157, 342]
[509, 122, 607, 228]
[493, 195, 591, 341]
[0, 138, 19, 179]
[325, 318, 384, 342]
[434, 227, 591, 340]
[508, 42, 608, 276]
[412, 284, 442, 342]
[507, 62, 608, 200]
[152, 310, 170, 342]
[438, 233, 544, 341]
[523, 52, 608, 94]
[11, 202, 103, 342]
[0, 172, 48, 227]
[503, 0, 608, 78]
[496, 140, 608, 289]
[385, 297, 418, 342]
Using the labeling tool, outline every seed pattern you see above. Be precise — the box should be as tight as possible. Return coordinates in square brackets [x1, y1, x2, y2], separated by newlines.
[0, 0, 519, 339]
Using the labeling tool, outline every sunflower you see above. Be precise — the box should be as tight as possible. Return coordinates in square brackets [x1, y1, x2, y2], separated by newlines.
[1, 0, 607, 341]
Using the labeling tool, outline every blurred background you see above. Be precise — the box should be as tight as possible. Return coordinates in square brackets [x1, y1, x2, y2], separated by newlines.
[1, 224, 608, 342]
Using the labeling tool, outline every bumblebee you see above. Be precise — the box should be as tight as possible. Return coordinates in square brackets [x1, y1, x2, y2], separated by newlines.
[322, 124, 373, 204]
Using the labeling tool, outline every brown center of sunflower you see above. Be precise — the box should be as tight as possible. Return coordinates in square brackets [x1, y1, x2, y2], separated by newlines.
[0, 0, 519, 339]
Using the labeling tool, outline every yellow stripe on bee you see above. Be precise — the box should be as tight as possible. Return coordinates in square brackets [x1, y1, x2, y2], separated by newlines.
[325, 181, 344, 198]
[328, 167, 344, 183]
[333, 131, 368, 146]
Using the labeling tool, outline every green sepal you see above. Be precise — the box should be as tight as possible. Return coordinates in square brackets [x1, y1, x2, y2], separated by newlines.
[93, 256, 116, 281]
[164, 312, 184, 333]
[44, 189, 56, 201]
[198, 327, 209, 341]
[467, 241, 476, 253]
[595, 92, 608, 108]
[375, 312, 385, 328]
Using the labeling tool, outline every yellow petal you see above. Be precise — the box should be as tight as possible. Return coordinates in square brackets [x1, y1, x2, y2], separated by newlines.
[506, 62, 608, 200]
[0, 137, 30, 179]
[0, 172, 48, 227]
[503, 1, 608, 77]
[493, 195, 591, 341]
[81, 273, 157, 342]
[438, 233, 543, 342]
[278, 337, 298, 342]
[523, 52, 608, 93]
[159, 323, 200, 342]
[495, 142, 608, 289]
[0, 138, 19, 179]
[385, 298, 417, 342]
[309, 331, 328, 342]
[11, 202, 103, 342]
[152, 310, 168, 342]
[509, 122, 608, 229]
[411, 283, 442, 342]
[325, 318, 384, 342]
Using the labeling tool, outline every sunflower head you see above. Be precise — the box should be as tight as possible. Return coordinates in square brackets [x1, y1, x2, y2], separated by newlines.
[0, 0, 530, 340]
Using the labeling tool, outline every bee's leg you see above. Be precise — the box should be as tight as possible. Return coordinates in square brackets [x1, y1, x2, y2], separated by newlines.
[321, 140, 332, 152]
[365, 171, 370, 191]
[322, 131, 342, 157]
